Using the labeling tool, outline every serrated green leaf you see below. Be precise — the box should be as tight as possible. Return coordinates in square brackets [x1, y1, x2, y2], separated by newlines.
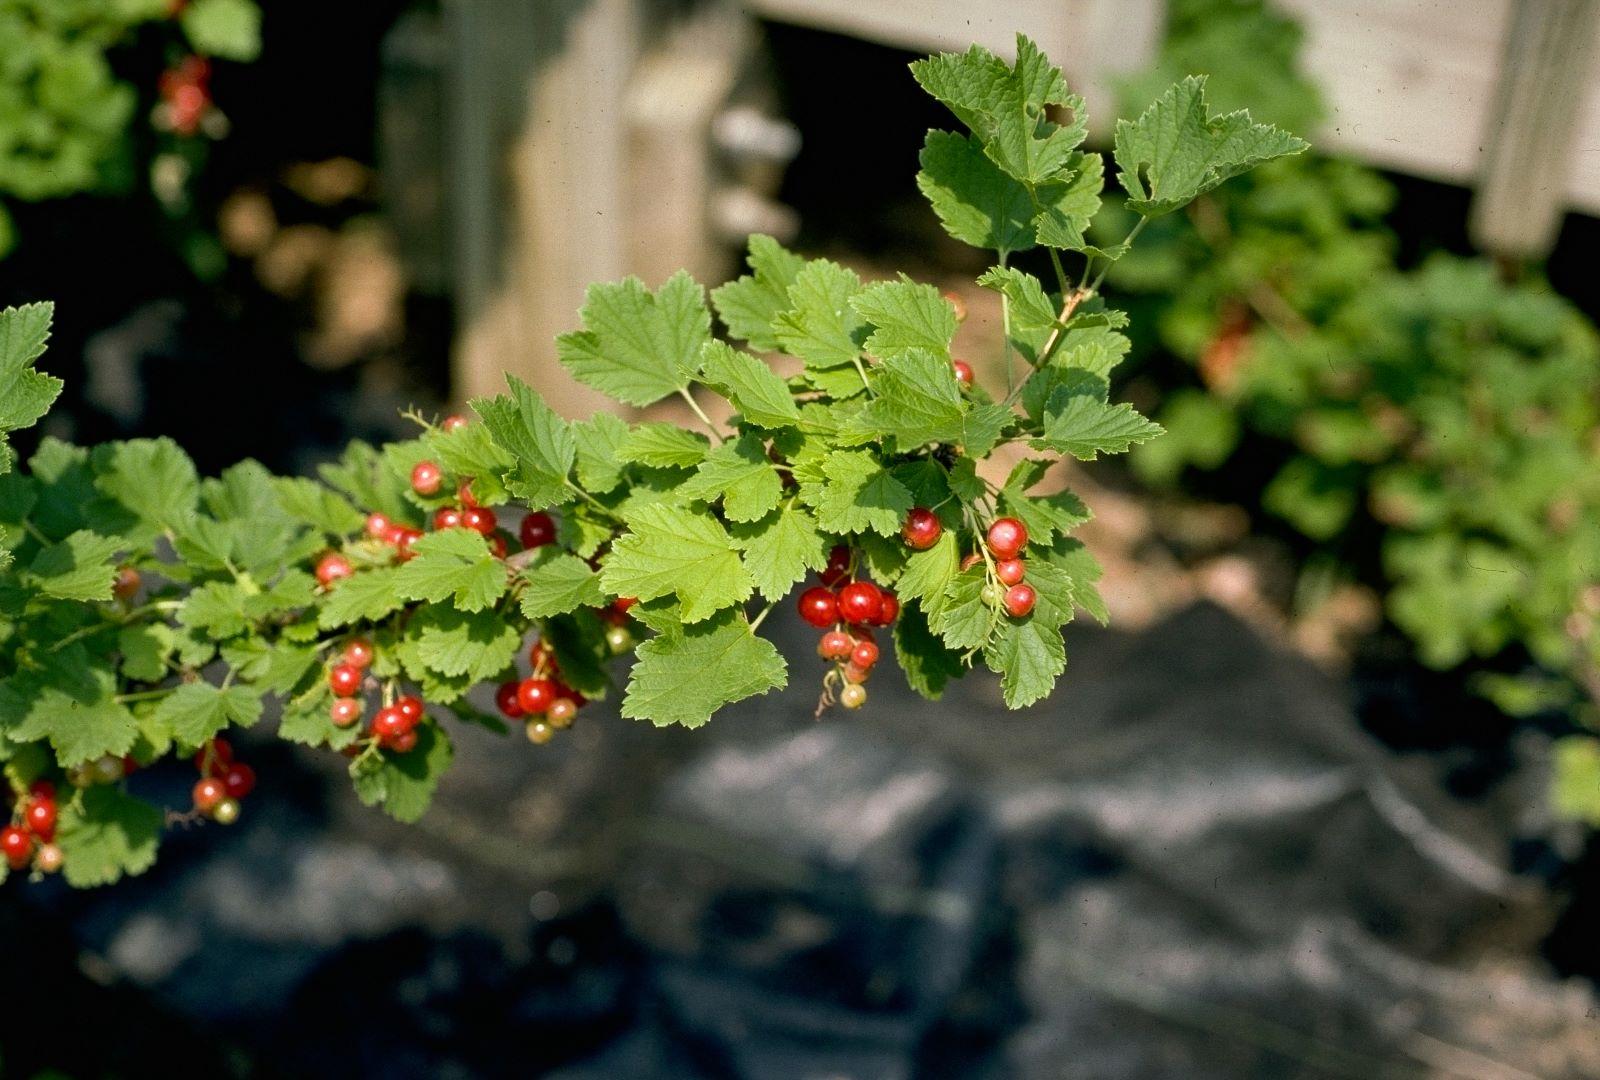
[177, 580, 251, 639]
[57, 785, 163, 887]
[118, 624, 172, 683]
[318, 566, 407, 628]
[984, 616, 1066, 708]
[274, 476, 366, 536]
[1032, 151, 1104, 249]
[351, 723, 453, 823]
[728, 502, 829, 601]
[679, 434, 783, 523]
[895, 527, 959, 606]
[622, 610, 786, 727]
[618, 422, 710, 468]
[1000, 460, 1092, 541]
[711, 234, 806, 352]
[394, 528, 507, 612]
[0, 303, 63, 475]
[571, 412, 630, 493]
[893, 601, 965, 699]
[1030, 387, 1163, 459]
[555, 272, 710, 406]
[472, 375, 575, 509]
[181, 0, 262, 61]
[601, 503, 753, 623]
[93, 438, 199, 533]
[403, 606, 522, 681]
[814, 450, 914, 537]
[916, 130, 1036, 255]
[927, 564, 996, 653]
[519, 551, 605, 618]
[154, 682, 263, 747]
[852, 278, 958, 361]
[700, 340, 800, 428]
[845, 350, 1010, 454]
[772, 259, 867, 374]
[26, 529, 121, 600]
[1113, 74, 1308, 217]
[2, 663, 137, 767]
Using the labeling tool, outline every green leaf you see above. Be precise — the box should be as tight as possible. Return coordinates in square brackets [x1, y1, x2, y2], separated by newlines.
[852, 278, 958, 361]
[700, 341, 801, 428]
[927, 564, 996, 653]
[895, 527, 959, 607]
[153, 682, 263, 747]
[26, 530, 121, 600]
[519, 551, 606, 618]
[571, 412, 630, 493]
[916, 131, 1036, 255]
[846, 350, 1010, 454]
[403, 606, 522, 681]
[1032, 151, 1104, 249]
[618, 422, 710, 468]
[679, 434, 783, 523]
[622, 610, 786, 727]
[118, 624, 172, 683]
[1113, 75, 1308, 217]
[3, 663, 137, 767]
[394, 528, 507, 612]
[814, 450, 914, 537]
[601, 503, 754, 623]
[351, 723, 453, 823]
[711, 234, 806, 351]
[728, 502, 829, 601]
[180, 0, 262, 61]
[555, 271, 710, 406]
[984, 616, 1066, 708]
[999, 460, 1092, 541]
[57, 786, 163, 887]
[274, 476, 366, 535]
[176, 580, 251, 639]
[1030, 386, 1163, 459]
[893, 601, 966, 699]
[0, 303, 63, 475]
[772, 259, 868, 374]
[472, 375, 575, 509]
[94, 438, 200, 532]
[318, 566, 407, 628]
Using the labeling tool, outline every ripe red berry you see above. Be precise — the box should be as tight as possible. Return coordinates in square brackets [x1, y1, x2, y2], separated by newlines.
[960, 553, 982, 572]
[330, 698, 362, 727]
[495, 681, 525, 718]
[343, 639, 374, 669]
[1003, 582, 1037, 618]
[192, 777, 225, 813]
[517, 678, 556, 715]
[29, 780, 55, 803]
[613, 596, 638, 616]
[520, 511, 556, 549]
[395, 695, 424, 723]
[996, 558, 1025, 586]
[875, 591, 899, 626]
[442, 414, 469, 433]
[837, 581, 883, 625]
[393, 526, 423, 560]
[457, 480, 479, 508]
[462, 506, 497, 536]
[25, 799, 56, 842]
[112, 566, 142, 601]
[548, 698, 578, 728]
[851, 640, 880, 669]
[986, 517, 1029, 560]
[328, 663, 363, 697]
[843, 663, 870, 685]
[820, 545, 851, 587]
[411, 460, 443, 496]
[797, 586, 839, 629]
[902, 507, 942, 550]
[551, 677, 586, 707]
[529, 640, 553, 670]
[315, 553, 353, 588]
[366, 512, 392, 540]
[819, 630, 853, 660]
[1, 826, 31, 868]
[952, 359, 974, 388]
[222, 763, 256, 799]
[387, 728, 419, 754]
[372, 707, 412, 741]
[434, 506, 464, 531]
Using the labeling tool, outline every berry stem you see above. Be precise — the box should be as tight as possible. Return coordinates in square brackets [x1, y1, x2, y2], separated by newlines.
[676, 387, 726, 445]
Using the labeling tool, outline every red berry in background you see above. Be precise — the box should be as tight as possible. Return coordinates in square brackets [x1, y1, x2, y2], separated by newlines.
[366, 512, 392, 540]
[996, 558, 1025, 586]
[797, 586, 839, 629]
[837, 581, 883, 625]
[463, 506, 497, 536]
[387, 728, 419, 754]
[529, 640, 553, 669]
[328, 664, 362, 697]
[851, 640, 880, 669]
[875, 591, 899, 626]
[25, 797, 56, 837]
[395, 695, 424, 724]
[442, 415, 469, 433]
[902, 507, 942, 550]
[343, 639, 374, 669]
[613, 596, 638, 616]
[1, 826, 31, 869]
[315, 553, 353, 588]
[330, 698, 362, 727]
[457, 480, 479, 508]
[551, 677, 586, 707]
[29, 780, 55, 803]
[192, 777, 225, 813]
[1003, 583, 1037, 618]
[520, 511, 556, 549]
[489, 534, 509, 559]
[434, 507, 464, 531]
[411, 461, 443, 496]
[820, 545, 851, 587]
[495, 681, 525, 718]
[952, 359, 974, 388]
[222, 763, 256, 799]
[112, 566, 142, 601]
[986, 517, 1028, 560]
[819, 630, 853, 660]
[393, 527, 423, 560]
[517, 678, 556, 715]
[960, 553, 982, 572]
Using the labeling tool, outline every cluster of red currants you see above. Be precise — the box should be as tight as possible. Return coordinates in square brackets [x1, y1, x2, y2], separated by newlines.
[495, 638, 592, 744]
[190, 737, 256, 824]
[963, 517, 1035, 617]
[797, 545, 899, 709]
[325, 639, 429, 754]
[2, 781, 62, 875]
[157, 55, 213, 138]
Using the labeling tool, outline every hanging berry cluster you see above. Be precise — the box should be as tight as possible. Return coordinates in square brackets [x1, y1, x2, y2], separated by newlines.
[0, 36, 1306, 886]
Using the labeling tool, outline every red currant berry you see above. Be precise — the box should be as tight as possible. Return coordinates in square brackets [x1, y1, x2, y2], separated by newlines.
[547, 698, 578, 728]
[529, 640, 554, 670]
[520, 511, 556, 549]
[29, 780, 55, 803]
[902, 507, 942, 550]
[960, 553, 982, 572]
[495, 681, 525, 718]
[851, 640, 880, 669]
[837, 582, 882, 625]
[315, 553, 353, 588]
[943, 291, 968, 322]
[457, 480, 479, 508]
[441, 414, 470, 434]
[819, 631, 853, 660]
[434, 507, 464, 531]
[613, 596, 638, 616]
[366, 512, 393, 540]
[517, 678, 556, 715]
[112, 566, 142, 601]
[387, 728, 419, 753]
[192, 777, 225, 813]
[843, 663, 870, 685]
[489, 533, 509, 559]
[1003, 582, 1037, 618]
[393, 526, 424, 560]
[330, 697, 362, 727]
[25, 799, 56, 841]
[343, 639, 374, 669]
[411, 460, 443, 496]
[462, 506, 497, 536]
[328, 663, 363, 697]
[875, 591, 899, 626]
[552, 677, 586, 707]
[797, 587, 839, 629]
[372, 707, 411, 741]
[1, 826, 31, 869]
[820, 545, 851, 587]
[395, 695, 424, 724]
[996, 558, 1025, 586]
[952, 359, 974, 388]
[222, 763, 256, 799]
[986, 517, 1028, 560]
